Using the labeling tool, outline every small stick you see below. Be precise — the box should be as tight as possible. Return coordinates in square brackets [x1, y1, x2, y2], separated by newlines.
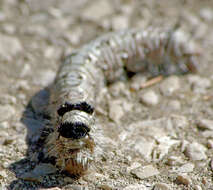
[141, 75, 163, 89]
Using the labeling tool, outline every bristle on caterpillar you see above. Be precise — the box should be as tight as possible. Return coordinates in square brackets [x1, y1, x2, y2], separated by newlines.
[41, 27, 200, 176]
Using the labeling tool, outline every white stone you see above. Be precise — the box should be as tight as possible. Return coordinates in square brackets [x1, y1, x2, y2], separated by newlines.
[167, 156, 184, 166]
[133, 137, 155, 162]
[82, 0, 114, 21]
[176, 163, 194, 173]
[109, 81, 130, 98]
[131, 165, 160, 179]
[154, 136, 180, 161]
[154, 183, 171, 190]
[140, 90, 159, 106]
[184, 142, 207, 161]
[188, 75, 211, 93]
[123, 184, 148, 190]
[108, 99, 124, 123]
[200, 8, 213, 21]
[0, 34, 22, 60]
[197, 119, 213, 130]
[160, 76, 180, 96]
[130, 74, 147, 91]
[194, 185, 203, 190]
[0, 105, 15, 122]
[112, 15, 129, 30]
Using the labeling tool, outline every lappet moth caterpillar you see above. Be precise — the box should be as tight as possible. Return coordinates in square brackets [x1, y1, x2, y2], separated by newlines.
[39, 27, 199, 176]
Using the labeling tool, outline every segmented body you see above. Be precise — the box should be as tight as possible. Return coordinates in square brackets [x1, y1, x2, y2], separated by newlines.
[42, 27, 199, 176]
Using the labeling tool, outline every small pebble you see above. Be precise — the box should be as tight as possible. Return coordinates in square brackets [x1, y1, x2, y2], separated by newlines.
[184, 142, 207, 161]
[188, 75, 211, 93]
[0, 105, 15, 122]
[196, 161, 207, 168]
[99, 184, 112, 190]
[111, 15, 129, 30]
[2, 24, 16, 34]
[197, 119, 213, 131]
[20, 64, 31, 78]
[133, 137, 155, 162]
[171, 115, 189, 129]
[154, 137, 180, 161]
[207, 139, 213, 149]
[109, 81, 130, 97]
[123, 184, 147, 190]
[0, 95, 16, 105]
[194, 185, 203, 190]
[131, 165, 160, 179]
[167, 100, 181, 110]
[16, 80, 30, 91]
[200, 8, 213, 21]
[82, 0, 113, 21]
[130, 74, 147, 91]
[127, 162, 142, 173]
[0, 33, 22, 60]
[154, 183, 171, 190]
[140, 90, 159, 106]
[3, 138, 14, 146]
[108, 99, 124, 122]
[64, 26, 83, 45]
[0, 122, 9, 130]
[44, 46, 61, 59]
[167, 156, 184, 166]
[128, 118, 168, 139]
[202, 130, 213, 138]
[176, 174, 191, 186]
[0, 170, 7, 179]
[160, 76, 180, 96]
[201, 177, 207, 185]
[176, 163, 194, 173]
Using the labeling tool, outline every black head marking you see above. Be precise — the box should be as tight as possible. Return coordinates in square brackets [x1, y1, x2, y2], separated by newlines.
[57, 101, 94, 117]
[57, 102, 70, 116]
[58, 122, 90, 139]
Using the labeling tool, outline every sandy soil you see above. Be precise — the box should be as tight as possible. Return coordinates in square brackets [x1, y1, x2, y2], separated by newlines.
[0, 0, 213, 189]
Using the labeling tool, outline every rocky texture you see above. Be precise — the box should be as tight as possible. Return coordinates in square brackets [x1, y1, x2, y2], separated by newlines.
[0, 0, 213, 190]
[184, 142, 207, 161]
[131, 165, 160, 179]
[159, 76, 180, 96]
[139, 90, 160, 106]
[154, 183, 171, 190]
[0, 34, 22, 61]
[0, 105, 15, 122]
[176, 174, 192, 186]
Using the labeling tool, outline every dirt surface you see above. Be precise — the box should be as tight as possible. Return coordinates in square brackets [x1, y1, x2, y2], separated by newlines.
[0, 0, 213, 190]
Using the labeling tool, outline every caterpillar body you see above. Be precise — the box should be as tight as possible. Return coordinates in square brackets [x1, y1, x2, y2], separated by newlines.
[40, 27, 199, 177]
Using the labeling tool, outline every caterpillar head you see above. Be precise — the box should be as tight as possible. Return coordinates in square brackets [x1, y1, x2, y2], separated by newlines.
[45, 109, 95, 177]
[58, 121, 90, 139]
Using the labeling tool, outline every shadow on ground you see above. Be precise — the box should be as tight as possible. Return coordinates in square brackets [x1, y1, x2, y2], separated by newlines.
[7, 88, 71, 190]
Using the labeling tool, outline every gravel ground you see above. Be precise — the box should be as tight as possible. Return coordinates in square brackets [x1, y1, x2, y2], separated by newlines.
[0, 0, 213, 190]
